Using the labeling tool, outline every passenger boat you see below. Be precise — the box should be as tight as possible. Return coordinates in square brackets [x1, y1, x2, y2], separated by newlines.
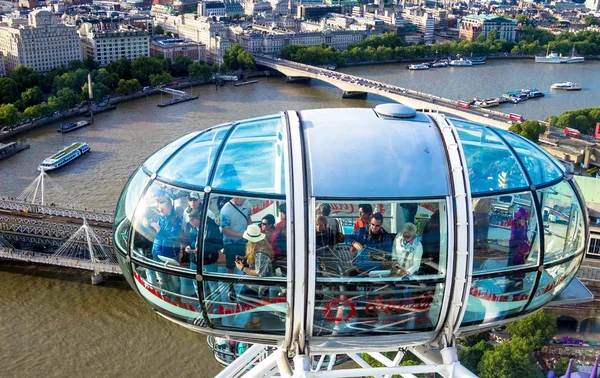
[526, 89, 545, 98]
[469, 56, 486, 65]
[0, 142, 30, 161]
[407, 63, 430, 70]
[479, 99, 500, 108]
[38, 142, 90, 171]
[449, 58, 472, 67]
[551, 81, 582, 91]
[535, 46, 584, 64]
[57, 120, 90, 134]
[431, 59, 449, 68]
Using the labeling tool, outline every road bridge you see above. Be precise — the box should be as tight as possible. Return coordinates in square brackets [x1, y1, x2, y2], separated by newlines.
[253, 54, 517, 130]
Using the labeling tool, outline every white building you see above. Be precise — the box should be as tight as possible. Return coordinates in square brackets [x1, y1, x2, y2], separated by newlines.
[198, 0, 227, 17]
[0, 10, 82, 73]
[401, 7, 435, 43]
[0, 52, 5, 77]
[155, 15, 232, 64]
[586, 0, 600, 11]
[459, 14, 517, 42]
[79, 23, 150, 67]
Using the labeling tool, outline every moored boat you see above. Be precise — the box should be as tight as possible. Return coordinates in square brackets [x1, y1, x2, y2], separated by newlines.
[449, 58, 472, 67]
[431, 59, 449, 68]
[0, 142, 30, 161]
[551, 81, 582, 91]
[535, 46, 584, 64]
[38, 142, 90, 171]
[57, 120, 90, 134]
[469, 56, 486, 65]
[479, 99, 500, 108]
[407, 63, 430, 70]
[526, 89, 545, 98]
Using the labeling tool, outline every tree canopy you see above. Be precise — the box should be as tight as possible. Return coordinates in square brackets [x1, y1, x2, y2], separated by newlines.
[508, 120, 546, 142]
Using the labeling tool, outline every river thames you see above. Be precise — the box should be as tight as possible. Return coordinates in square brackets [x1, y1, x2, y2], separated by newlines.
[0, 59, 599, 377]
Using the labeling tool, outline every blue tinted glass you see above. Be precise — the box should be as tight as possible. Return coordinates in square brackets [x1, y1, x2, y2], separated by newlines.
[158, 126, 231, 187]
[453, 119, 528, 193]
[143, 131, 202, 173]
[495, 129, 564, 185]
[212, 116, 285, 194]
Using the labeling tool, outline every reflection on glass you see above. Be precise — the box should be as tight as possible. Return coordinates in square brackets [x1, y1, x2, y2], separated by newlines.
[453, 119, 528, 193]
[526, 256, 581, 311]
[539, 182, 586, 263]
[462, 271, 536, 326]
[114, 168, 150, 254]
[312, 281, 444, 336]
[157, 126, 231, 187]
[212, 116, 285, 194]
[131, 263, 203, 323]
[472, 193, 539, 273]
[143, 131, 201, 173]
[495, 129, 564, 185]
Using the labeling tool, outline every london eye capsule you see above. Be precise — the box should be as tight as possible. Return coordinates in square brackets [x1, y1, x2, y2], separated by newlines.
[113, 104, 589, 377]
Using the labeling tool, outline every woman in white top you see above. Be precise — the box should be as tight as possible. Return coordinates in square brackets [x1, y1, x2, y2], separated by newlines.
[392, 222, 423, 277]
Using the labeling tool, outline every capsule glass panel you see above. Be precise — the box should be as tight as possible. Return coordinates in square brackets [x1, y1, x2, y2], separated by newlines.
[453, 119, 528, 193]
[539, 181, 586, 263]
[461, 271, 537, 326]
[312, 199, 447, 336]
[212, 116, 285, 195]
[114, 167, 150, 254]
[495, 129, 564, 185]
[526, 255, 582, 311]
[157, 126, 231, 188]
[143, 131, 202, 173]
[472, 192, 539, 274]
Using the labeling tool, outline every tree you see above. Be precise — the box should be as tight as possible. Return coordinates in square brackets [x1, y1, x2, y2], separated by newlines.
[20, 86, 44, 109]
[115, 79, 142, 95]
[171, 55, 192, 76]
[8, 65, 41, 92]
[0, 77, 20, 104]
[154, 25, 165, 35]
[23, 104, 42, 119]
[106, 57, 132, 80]
[554, 358, 577, 377]
[81, 82, 110, 101]
[479, 337, 542, 378]
[56, 88, 80, 109]
[131, 55, 169, 83]
[0, 103, 20, 126]
[545, 115, 559, 126]
[459, 340, 491, 376]
[188, 61, 212, 81]
[93, 68, 119, 89]
[516, 14, 528, 25]
[83, 57, 100, 71]
[459, 332, 490, 347]
[584, 15, 598, 26]
[508, 120, 546, 142]
[505, 310, 557, 351]
[149, 72, 173, 87]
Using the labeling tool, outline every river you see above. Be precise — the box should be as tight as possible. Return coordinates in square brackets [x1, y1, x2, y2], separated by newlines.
[0, 59, 599, 377]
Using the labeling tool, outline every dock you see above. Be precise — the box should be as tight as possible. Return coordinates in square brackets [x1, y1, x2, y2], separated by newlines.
[157, 96, 198, 107]
[234, 80, 258, 87]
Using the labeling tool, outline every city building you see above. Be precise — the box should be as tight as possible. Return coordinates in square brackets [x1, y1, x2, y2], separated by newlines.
[198, 0, 227, 16]
[241, 0, 274, 16]
[401, 7, 435, 43]
[0, 10, 82, 73]
[150, 38, 206, 62]
[297, 4, 342, 20]
[459, 14, 517, 42]
[586, 0, 600, 11]
[0, 52, 5, 77]
[79, 23, 150, 67]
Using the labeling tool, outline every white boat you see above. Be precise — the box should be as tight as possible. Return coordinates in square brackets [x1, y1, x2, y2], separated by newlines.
[57, 120, 90, 134]
[535, 46, 584, 64]
[431, 60, 449, 68]
[479, 99, 500, 108]
[449, 58, 472, 67]
[38, 142, 90, 171]
[551, 81, 582, 91]
[407, 63, 430, 70]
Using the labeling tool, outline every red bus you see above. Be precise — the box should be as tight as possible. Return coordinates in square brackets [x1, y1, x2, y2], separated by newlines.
[509, 113, 523, 122]
[564, 127, 581, 138]
[457, 101, 470, 109]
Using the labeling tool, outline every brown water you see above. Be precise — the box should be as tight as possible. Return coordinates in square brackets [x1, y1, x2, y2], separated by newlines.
[1, 60, 599, 377]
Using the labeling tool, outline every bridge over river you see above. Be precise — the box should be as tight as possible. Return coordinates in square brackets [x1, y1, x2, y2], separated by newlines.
[254, 54, 519, 129]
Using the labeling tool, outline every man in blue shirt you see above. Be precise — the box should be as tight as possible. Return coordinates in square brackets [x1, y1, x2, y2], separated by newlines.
[351, 213, 393, 274]
[220, 197, 252, 273]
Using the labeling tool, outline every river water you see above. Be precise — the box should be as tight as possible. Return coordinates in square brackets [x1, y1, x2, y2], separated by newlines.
[1, 59, 599, 377]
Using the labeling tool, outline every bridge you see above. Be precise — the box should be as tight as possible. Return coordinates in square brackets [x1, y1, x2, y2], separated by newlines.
[254, 54, 518, 129]
[0, 173, 120, 283]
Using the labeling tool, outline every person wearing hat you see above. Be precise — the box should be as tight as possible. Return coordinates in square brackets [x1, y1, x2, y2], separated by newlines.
[509, 207, 530, 267]
[182, 192, 215, 224]
[235, 223, 275, 329]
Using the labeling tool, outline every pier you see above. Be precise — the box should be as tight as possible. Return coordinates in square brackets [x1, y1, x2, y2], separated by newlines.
[156, 86, 198, 107]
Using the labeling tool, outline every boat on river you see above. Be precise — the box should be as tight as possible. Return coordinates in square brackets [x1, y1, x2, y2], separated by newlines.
[407, 63, 430, 70]
[0, 142, 30, 161]
[535, 46, 584, 64]
[469, 56, 486, 65]
[57, 120, 90, 134]
[551, 81, 582, 91]
[431, 59, 449, 68]
[449, 58, 472, 67]
[38, 142, 90, 171]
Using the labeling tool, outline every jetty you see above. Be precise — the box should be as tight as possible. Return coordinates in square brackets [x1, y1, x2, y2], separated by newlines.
[156, 86, 198, 107]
